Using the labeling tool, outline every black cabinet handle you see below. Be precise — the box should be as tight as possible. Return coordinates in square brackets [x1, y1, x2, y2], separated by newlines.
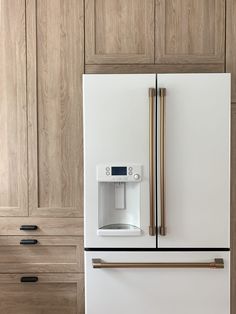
[20, 239, 38, 245]
[20, 225, 38, 231]
[21, 276, 38, 283]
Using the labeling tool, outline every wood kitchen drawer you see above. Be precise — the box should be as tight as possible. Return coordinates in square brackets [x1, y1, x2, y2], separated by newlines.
[0, 218, 83, 236]
[0, 236, 84, 273]
[0, 273, 84, 314]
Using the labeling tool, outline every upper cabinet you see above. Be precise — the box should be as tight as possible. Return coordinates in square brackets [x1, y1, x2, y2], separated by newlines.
[26, 0, 84, 217]
[0, 0, 28, 216]
[226, 0, 236, 102]
[155, 0, 225, 64]
[85, 0, 155, 64]
[85, 0, 225, 67]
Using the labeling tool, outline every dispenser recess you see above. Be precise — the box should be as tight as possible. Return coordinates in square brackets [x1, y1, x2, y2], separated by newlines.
[97, 164, 142, 236]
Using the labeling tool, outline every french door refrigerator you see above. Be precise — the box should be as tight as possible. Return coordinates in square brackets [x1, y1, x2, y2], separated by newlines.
[83, 74, 230, 314]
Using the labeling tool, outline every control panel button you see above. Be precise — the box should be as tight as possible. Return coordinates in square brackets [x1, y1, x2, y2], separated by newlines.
[106, 172, 110, 176]
[106, 167, 110, 171]
[133, 174, 140, 180]
[128, 167, 133, 171]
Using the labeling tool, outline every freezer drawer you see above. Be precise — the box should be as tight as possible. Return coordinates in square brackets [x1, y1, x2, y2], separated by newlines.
[85, 251, 230, 314]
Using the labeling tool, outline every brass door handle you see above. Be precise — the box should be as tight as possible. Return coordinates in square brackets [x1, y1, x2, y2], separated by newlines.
[159, 88, 166, 236]
[149, 88, 156, 236]
[92, 258, 224, 269]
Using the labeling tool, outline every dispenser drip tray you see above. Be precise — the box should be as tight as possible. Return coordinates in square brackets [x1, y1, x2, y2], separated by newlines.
[97, 224, 141, 237]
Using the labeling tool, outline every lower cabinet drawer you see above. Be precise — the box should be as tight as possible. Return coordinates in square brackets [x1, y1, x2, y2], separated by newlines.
[85, 251, 230, 314]
[0, 218, 83, 236]
[0, 236, 83, 272]
[0, 273, 84, 314]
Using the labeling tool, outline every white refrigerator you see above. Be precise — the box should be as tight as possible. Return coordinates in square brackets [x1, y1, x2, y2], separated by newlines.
[83, 74, 230, 314]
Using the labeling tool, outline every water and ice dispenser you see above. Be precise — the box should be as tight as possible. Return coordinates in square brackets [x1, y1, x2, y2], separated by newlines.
[97, 165, 142, 236]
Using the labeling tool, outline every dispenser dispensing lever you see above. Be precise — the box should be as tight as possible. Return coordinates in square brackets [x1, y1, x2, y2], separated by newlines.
[115, 182, 126, 209]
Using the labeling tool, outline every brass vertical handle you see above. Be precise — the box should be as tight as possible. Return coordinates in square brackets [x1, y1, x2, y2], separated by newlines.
[159, 88, 166, 236]
[92, 258, 224, 269]
[149, 88, 156, 236]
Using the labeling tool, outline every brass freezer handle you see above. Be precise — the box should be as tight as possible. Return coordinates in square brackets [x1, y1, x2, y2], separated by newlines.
[159, 88, 166, 236]
[149, 88, 156, 236]
[92, 258, 224, 269]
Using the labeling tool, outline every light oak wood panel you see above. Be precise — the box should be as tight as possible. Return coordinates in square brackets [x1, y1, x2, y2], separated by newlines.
[0, 273, 84, 314]
[85, 63, 224, 74]
[85, 0, 154, 64]
[0, 236, 83, 273]
[0, 217, 83, 236]
[155, 0, 225, 64]
[0, 0, 27, 216]
[226, 0, 236, 102]
[26, 0, 84, 217]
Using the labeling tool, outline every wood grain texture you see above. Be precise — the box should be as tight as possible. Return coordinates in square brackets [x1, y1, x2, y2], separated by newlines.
[0, 236, 83, 273]
[155, 0, 225, 64]
[0, 0, 28, 216]
[27, 0, 84, 217]
[85, 0, 154, 64]
[85, 63, 225, 74]
[226, 0, 236, 102]
[0, 217, 83, 236]
[0, 273, 84, 314]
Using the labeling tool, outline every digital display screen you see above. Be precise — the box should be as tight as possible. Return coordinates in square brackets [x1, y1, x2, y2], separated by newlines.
[111, 167, 127, 176]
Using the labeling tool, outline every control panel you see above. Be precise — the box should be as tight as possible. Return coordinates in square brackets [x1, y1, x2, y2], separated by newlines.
[97, 165, 142, 182]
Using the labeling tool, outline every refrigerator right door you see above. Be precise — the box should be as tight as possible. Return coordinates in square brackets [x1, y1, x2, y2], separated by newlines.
[157, 74, 230, 248]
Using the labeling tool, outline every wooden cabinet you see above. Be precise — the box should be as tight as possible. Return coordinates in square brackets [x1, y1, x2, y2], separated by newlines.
[0, 217, 83, 236]
[0, 273, 84, 314]
[0, 0, 84, 218]
[85, 0, 155, 64]
[226, 0, 236, 102]
[155, 0, 225, 64]
[85, 0, 225, 69]
[0, 236, 83, 273]
[0, 1, 85, 312]
[27, 0, 84, 217]
[0, 0, 28, 216]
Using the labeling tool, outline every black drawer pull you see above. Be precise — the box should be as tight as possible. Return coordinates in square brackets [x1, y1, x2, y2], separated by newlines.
[20, 225, 38, 231]
[21, 276, 38, 283]
[20, 239, 38, 245]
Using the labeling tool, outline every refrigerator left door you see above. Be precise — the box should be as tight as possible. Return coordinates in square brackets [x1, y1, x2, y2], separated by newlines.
[83, 74, 156, 248]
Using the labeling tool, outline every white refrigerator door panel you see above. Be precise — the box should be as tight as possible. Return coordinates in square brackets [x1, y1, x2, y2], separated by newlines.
[157, 74, 230, 248]
[85, 251, 230, 314]
[83, 74, 156, 248]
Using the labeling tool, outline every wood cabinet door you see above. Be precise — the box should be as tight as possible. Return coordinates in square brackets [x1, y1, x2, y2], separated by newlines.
[155, 0, 225, 64]
[85, 0, 154, 64]
[226, 0, 236, 102]
[26, 0, 84, 217]
[0, 273, 84, 314]
[0, 0, 28, 216]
